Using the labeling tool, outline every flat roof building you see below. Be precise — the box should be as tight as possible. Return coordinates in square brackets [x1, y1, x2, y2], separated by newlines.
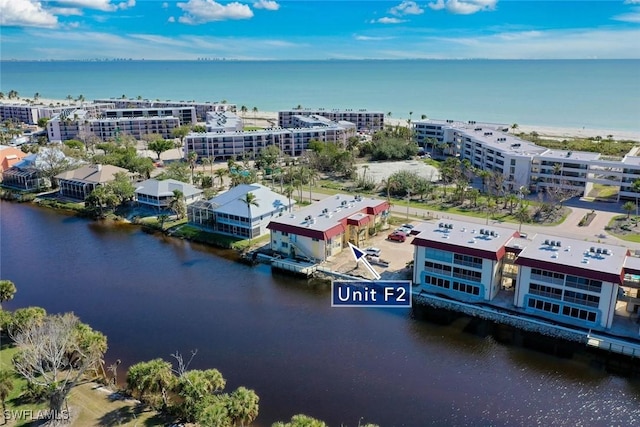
[412, 219, 637, 334]
[278, 109, 385, 132]
[267, 194, 389, 262]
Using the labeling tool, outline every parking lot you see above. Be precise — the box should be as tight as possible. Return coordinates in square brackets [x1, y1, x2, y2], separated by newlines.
[321, 221, 420, 281]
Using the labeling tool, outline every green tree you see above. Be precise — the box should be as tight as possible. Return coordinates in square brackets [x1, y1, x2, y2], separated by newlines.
[623, 201, 635, 220]
[175, 369, 226, 422]
[126, 358, 175, 410]
[12, 313, 107, 415]
[0, 280, 16, 308]
[273, 414, 328, 427]
[171, 125, 191, 154]
[187, 151, 198, 184]
[0, 370, 14, 423]
[148, 139, 175, 160]
[227, 386, 260, 426]
[240, 191, 259, 246]
[157, 161, 191, 183]
[170, 189, 186, 219]
[215, 168, 227, 188]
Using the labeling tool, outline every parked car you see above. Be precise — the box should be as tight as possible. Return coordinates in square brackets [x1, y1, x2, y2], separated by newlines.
[397, 226, 412, 235]
[387, 231, 407, 242]
[363, 247, 381, 256]
[401, 223, 415, 230]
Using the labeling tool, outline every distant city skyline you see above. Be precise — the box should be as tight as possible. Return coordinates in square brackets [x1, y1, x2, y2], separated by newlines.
[1, 1, 639, 60]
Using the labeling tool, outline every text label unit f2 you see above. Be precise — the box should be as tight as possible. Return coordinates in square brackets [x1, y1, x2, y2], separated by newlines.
[331, 280, 412, 308]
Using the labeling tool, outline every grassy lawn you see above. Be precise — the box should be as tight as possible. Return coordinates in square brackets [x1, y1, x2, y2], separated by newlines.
[588, 184, 619, 199]
[607, 215, 640, 243]
[0, 343, 162, 426]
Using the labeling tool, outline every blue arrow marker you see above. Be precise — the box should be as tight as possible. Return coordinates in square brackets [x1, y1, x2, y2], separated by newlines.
[349, 242, 366, 262]
[347, 242, 381, 280]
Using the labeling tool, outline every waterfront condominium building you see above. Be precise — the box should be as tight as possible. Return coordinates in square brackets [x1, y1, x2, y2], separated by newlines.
[93, 98, 236, 121]
[0, 103, 40, 125]
[278, 109, 385, 132]
[412, 118, 640, 200]
[411, 220, 519, 301]
[411, 218, 638, 334]
[184, 124, 352, 161]
[101, 106, 197, 125]
[267, 194, 389, 262]
[47, 109, 181, 143]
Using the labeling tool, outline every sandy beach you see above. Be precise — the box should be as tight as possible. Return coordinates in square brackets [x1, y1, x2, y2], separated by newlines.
[3, 97, 638, 142]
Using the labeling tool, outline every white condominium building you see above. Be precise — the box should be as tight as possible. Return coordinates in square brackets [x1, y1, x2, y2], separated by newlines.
[102, 106, 197, 125]
[185, 124, 351, 161]
[278, 108, 385, 132]
[93, 98, 235, 120]
[413, 119, 640, 200]
[47, 109, 181, 143]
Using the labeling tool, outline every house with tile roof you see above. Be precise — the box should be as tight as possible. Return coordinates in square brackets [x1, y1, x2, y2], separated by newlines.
[187, 183, 295, 240]
[0, 145, 27, 175]
[55, 164, 130, 200]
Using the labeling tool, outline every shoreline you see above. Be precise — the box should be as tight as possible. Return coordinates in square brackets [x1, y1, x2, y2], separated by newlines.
[2, 97, 639, 142]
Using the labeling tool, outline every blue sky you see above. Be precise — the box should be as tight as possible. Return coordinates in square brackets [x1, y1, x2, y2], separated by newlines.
[1, 1, 639, 59]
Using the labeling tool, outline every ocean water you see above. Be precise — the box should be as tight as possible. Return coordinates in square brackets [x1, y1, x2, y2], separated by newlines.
[1, 59, 638, 131]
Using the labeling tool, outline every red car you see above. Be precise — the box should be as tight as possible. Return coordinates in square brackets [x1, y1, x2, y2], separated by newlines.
[387, 231, 407, 242]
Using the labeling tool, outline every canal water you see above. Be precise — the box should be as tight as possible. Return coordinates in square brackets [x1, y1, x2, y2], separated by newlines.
[1, 201, 639, 426]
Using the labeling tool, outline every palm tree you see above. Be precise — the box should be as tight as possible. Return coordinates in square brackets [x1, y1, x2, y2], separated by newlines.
[187, 151, 198, 184]
[252, 106, 258, 125]
[201, 157, 211, 177]
[240, 191, 259, 247]
[0, 280, 17, 308]
[33, 92, 40, 101]
[214, 168, 227, 188]
[0, 370, 14, 422]
[157, 214, 170, 230]
[170, 190, 186, 220]
[511, 123, 519, 132]
[284, 185, 294, 212]
[240, 105, 248, 121]
[623, 201, 635, 220]
[228, 386, 260, 426]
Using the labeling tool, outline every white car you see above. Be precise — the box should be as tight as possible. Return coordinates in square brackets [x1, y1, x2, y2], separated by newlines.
[363, 247, 381, 256]
[397, 226, 412, 235]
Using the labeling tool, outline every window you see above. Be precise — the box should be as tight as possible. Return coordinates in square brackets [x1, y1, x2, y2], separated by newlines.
[453, 254, 482, 269]
[281, 231, 289, 237]
[529, 283, 562, 300]
[527, 297, 560, 314]
[452, 281, 480, 296]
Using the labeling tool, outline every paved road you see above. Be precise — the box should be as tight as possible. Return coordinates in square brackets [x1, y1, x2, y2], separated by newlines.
[303, 190, 640, 251]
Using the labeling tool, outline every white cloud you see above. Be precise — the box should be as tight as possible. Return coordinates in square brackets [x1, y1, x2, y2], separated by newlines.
[168, 16, 176, 22]
[354, 35, 395, 41]
[371, 17, 406, 24]
[253, 0, 279, 11]
[51, 0, 118, 12]
[162, 2, 169, 7]
[390, 1, 424, 16]
[429, 0, 497, 15]
[0, 0, 58, 28]
[613, 7, 640, 23]
[624, 0, 640, 4]
[48, 6, 83, 16]
[177, 0, 253, 24]
[427, 28, 640, 59]
[117, 0, 135, 10]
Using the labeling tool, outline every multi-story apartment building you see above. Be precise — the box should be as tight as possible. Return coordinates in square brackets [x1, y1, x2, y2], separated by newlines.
[205, 111, 244, 132]
[267, 194, 389, 262]
[411, 219, 639, 335]
[47, 109, 181, 142]
[93, 98, 235, 121]
[0, 104, 39, 125]
[184, 124, 352, 161]
[102, 107, 196, 125]
[278, 109, 384, 132]
[413, 119, 640, 200]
